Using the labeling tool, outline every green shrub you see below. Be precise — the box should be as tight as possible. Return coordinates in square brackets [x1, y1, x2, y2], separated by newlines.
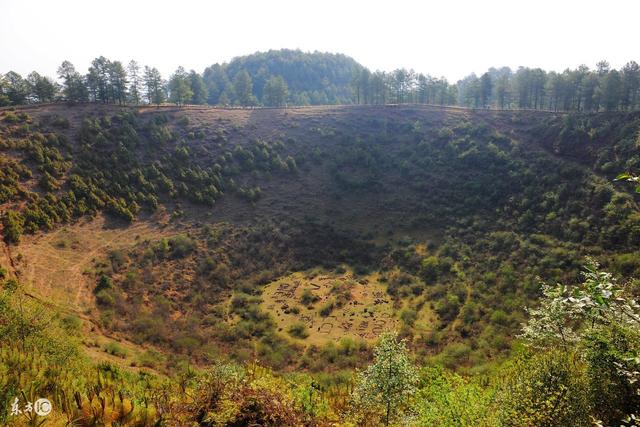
[138, 349, 164, 369]
[3, 278, 19, 292]
[2, 210, 24, 243]
[400, 308, 418, 326]
[300, 288, 319, 306]
[319, 300, 335, 317]
[104, 342, 128, 358]
[168, 234, 196, 258]
[95, 289, 116, 307]
[287, 322, 309, 339]
[51, 115, 70, 128]
[439, 342, 472, 368]
[490, 309, 509, 326]
[497, 351, 591, 427]
[583, 325, 640, 425]
[60, 315, 82, 333]
[95, 275, 113, 293]
[3, 112, 20, 123]
[417, 367, 498, 426]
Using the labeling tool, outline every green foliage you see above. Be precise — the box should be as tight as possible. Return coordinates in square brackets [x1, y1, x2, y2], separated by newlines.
[263, 75, 288, 107]
[616, 171, 640, 193]
[233, 70, 256, 106]
[520, 261, 640, 424]
[2, 210, 24, 243]
[521, 259, 640, 348]
[300, 288, 319, 306]
[205, 49, 361, 105]
[416, 367, 498, 426]
[319, 300, 335, 317]
[497, 350, 591, 427]
[189, 362, 306, 425]
[104, 342, 128, 358]
[95, 274, 112, 293]
[287, 322, 309, 339]
[3, 112, 21, 123]
[168, 67, 193, 106]
[583, 325, 640, 424]
[399, 308, 418, 326]
[167, 234, 196, 258]
[351, 331, 419, 425]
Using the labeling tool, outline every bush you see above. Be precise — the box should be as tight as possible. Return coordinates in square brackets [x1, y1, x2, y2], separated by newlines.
[3, 112, 20, 123]
[490, 309, 509, 326]
[51, 115, 70, 128]
[168, 234, 196, 258]
[95, 289, 116, 307]
[104, 342, 128, 358]
[192, 363, 304, 426]
[2, 210, 24, 243]
[95, 275, 113, 293]
[319, 300, 335, 317]
[583, 325, 640, 425]
[435, 293, 461, 322]
[138, 349, 164, 369]
[417, 367, 498, 426]
[109, 249, 127, 271]
[61, 315, 82, 334]
[439, 342, 472, 369]
[3, 278, 19, 292]
[287, 322, 309, 339]
[300, 288, 319, 306]
[497, 351, 591, 427]
[400, 308, 418, 326]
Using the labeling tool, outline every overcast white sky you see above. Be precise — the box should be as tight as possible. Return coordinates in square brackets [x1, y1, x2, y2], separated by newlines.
[1, 0, 638, 82]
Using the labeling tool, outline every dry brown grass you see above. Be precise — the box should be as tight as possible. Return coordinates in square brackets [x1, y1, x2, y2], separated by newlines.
[11, 212, 174, 311]
[260, 269, 408, 345]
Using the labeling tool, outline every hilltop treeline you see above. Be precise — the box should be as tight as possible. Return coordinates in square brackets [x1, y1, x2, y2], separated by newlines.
[2, 50, 640, 111]
[354, 61, 640, 112]
[0, 50, 361, 108]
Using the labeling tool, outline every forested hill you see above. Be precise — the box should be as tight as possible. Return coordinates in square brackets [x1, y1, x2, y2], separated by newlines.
[204, 49, 363, 105]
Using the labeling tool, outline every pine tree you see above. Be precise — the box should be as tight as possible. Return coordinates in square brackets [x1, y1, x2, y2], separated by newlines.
[3, 71, 29, 105]
[109, 61, 128, 105]
[263, 75, 288, 107]
[603, 70, 622, 111]
[127, 60, 141, 104]
[27, 71, 57, 103]
[168, 66, 193, 106]
[57, 61, 87, 104]
[87, 56, 111, 103]
[188, 70, 208, 104]
[143, 66, 165, 106]
[233, 70, 255, 106]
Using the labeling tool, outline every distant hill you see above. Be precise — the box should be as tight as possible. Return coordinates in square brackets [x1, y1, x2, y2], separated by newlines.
[203, 49, 363, 105]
